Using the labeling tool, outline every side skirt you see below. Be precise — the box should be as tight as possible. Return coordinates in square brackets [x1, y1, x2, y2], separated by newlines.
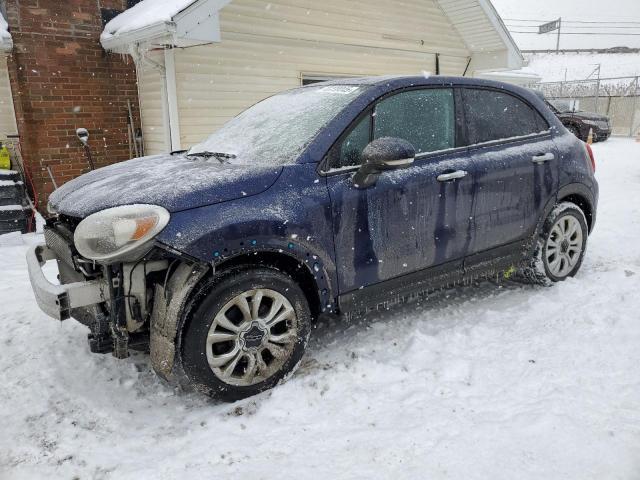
[338, 240, 527, 320]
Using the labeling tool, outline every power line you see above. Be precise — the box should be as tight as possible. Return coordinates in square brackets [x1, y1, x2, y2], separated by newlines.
[504, 18, 640, 24]
[511, 31, 640, 36]
[506, 24, 640, 30]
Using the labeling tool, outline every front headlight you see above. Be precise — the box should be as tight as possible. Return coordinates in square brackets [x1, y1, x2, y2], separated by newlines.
[582, 120, 598, 126]
[74, 204, 170, 262]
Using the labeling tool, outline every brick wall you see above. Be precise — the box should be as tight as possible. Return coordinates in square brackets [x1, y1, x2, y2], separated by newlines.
[4, 0, 140, 210]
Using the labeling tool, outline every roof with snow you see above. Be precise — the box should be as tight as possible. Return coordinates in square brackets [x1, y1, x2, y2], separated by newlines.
[100, 0, 522, 70]
[524, 52, 640, 83]
[0, 11, 12, 52]
[101, 0, 231, 53]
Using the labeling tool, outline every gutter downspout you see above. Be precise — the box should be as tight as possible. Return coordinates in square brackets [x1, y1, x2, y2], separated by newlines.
[163, 47, 181, 151]
[131, 44, 181, 153]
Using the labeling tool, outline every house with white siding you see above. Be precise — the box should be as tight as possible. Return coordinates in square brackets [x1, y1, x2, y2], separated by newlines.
[101, 0, 523, 155]
[0, 11, 17, 141]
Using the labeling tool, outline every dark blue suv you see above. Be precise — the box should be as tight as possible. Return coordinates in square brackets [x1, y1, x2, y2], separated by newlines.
[28, 76, 598, 401]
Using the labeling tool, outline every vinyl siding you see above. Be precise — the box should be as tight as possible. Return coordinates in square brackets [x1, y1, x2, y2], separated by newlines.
[137, 51, 168, 156]
[170, 0, 471, 148]
[437, 0, 509, 52]
[0, 55, 17, 140]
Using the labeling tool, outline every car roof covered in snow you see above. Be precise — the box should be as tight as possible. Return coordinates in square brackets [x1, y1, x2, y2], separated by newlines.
[307, 74, 524, 90]
[305, 75, 552, 112]
[296, 75, 562, 164]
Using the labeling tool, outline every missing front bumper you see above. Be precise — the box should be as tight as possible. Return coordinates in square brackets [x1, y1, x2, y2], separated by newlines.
[26, 243, 109, 321]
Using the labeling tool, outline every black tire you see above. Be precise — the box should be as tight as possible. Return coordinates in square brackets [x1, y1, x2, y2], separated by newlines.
[520, 202, 589, 284]
[181, 266, 311, 402]
[567, 125, 583, 141]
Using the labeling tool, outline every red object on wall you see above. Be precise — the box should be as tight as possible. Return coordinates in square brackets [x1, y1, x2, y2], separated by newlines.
[4, 0, 140, 211]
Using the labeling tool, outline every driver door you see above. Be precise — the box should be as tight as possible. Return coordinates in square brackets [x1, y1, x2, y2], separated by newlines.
[324, 87, 475, 295]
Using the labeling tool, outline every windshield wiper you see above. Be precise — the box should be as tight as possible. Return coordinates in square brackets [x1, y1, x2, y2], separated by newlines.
[187, 151, 237, 163]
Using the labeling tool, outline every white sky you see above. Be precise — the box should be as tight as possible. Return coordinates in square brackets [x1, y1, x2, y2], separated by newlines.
[491, 0, 640, 50]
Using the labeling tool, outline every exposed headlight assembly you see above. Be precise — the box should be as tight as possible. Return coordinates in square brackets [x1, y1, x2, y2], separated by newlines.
[74, 204, 170, 262]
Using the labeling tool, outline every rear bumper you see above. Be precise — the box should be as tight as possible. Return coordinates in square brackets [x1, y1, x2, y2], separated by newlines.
[26, 243, 109, 321]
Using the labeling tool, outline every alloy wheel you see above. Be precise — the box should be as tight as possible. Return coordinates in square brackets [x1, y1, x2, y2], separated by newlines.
[545, 215, 584, 278]
[205, 289, 298, 386]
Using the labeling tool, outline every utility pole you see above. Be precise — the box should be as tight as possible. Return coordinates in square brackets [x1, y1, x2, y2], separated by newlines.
[556, 17, 562, 53]
[585, 64, 602, 113]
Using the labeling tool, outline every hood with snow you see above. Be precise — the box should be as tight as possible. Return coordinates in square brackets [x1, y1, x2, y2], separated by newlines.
[571, 110, 609, 122]
[48, 153, 282, 218]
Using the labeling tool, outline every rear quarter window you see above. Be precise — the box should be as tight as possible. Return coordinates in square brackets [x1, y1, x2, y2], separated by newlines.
[463, 88, 548, 145]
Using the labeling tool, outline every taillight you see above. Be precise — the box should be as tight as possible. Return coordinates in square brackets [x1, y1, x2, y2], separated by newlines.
[584, 142, 596, 173]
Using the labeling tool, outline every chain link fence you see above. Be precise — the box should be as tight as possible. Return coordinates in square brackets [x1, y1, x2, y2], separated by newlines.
[528, 76, 640, 137]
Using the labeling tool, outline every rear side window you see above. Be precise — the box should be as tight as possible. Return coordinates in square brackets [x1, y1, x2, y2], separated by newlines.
[374, 88, 455, 154]
[463, 88, 547, 145]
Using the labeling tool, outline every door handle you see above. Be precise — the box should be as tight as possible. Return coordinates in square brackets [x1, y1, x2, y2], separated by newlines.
[437, 170, 468, 182]
[532, 152, 555, 164]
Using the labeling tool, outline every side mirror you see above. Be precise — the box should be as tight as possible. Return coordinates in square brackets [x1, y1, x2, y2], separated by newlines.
[352, 137, 415, 189]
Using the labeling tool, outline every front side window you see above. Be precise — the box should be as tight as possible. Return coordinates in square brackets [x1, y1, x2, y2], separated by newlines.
[339, 114, 371, 168]
[328, 88, 455, 170]
[374, 88, 455, 154]
[463, 89, 547, 145]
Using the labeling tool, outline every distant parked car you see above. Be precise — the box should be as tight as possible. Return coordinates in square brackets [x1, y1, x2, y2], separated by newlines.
[28, 76, 598, 401]
[546, 98, 612, 142]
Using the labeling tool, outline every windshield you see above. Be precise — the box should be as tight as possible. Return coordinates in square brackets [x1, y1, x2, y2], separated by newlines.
[549, 99, 573, 113]
[188, 85, 368, 166]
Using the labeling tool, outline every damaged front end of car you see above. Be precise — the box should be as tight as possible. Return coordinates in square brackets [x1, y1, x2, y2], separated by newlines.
[27, 205, 208, 378]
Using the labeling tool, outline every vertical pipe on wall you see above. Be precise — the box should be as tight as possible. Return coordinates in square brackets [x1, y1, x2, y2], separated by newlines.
[133, 45, 172, 153]
[163, 47, 181, 152]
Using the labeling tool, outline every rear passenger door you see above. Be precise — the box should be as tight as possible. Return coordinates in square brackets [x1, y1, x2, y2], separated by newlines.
[461, 88, 559, 260]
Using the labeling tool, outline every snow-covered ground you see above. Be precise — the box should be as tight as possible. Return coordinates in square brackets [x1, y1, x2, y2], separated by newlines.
[1, 139, 640, 479]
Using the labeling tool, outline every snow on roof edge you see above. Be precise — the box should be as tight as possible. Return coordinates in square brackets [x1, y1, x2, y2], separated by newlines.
[100, 0, 195, 44]
[0, 11, 13, 51]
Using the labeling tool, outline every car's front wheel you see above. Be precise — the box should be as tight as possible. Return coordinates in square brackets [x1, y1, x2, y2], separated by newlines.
[181, 266, 312, 401]
[567, 124, 583, 141]
[521, 202, 588, 284]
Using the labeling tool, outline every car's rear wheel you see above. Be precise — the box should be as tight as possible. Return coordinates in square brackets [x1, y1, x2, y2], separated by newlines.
[181, 266, 311, 401]
[520, 202, 588, 284]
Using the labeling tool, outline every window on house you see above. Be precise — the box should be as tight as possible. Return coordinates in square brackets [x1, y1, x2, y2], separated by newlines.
[301, 75, 357, 86]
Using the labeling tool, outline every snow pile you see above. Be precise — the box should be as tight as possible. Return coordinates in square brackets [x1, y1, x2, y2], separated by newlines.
[525, 52, 640, 83]
[101, 0, 195, 42]
[1, 140, 640, 478]
[0, 11, 11, 43]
